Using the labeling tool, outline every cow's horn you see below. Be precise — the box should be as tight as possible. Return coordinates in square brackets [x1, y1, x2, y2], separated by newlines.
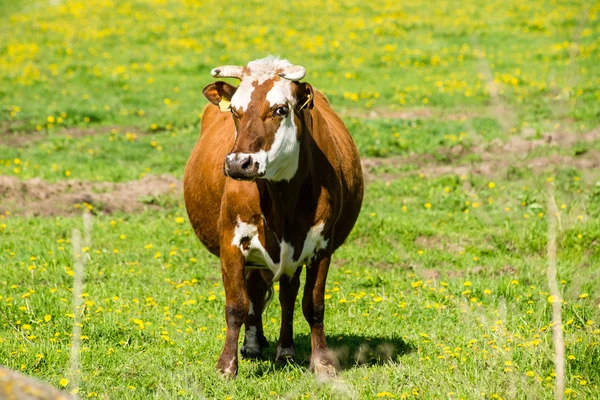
[279, 65, 306, 81]
[210, 66, 245, 80]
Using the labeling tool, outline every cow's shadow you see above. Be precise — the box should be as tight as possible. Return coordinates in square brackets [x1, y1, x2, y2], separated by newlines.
[248, 334, 414, 377]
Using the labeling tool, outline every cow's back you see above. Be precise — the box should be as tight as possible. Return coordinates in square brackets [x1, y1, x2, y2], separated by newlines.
[184, 105, 234, 256]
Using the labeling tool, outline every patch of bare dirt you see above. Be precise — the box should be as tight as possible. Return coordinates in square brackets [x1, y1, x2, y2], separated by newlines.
[362, 127, 600, 181]
[419, 150, 600, 178]
[0, 126, 144, 147]
[414, 235, 466, 253]
[343, 107, 477, 121]
[481, 128, 600, 157]
[0, 174, 182, 217]
[426, 264, 518, 280]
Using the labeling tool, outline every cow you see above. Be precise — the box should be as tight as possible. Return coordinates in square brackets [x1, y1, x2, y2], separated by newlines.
[184, 56, 364, 378]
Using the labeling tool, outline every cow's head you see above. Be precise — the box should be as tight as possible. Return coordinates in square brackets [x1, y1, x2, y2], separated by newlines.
[202, 57, 314, 181]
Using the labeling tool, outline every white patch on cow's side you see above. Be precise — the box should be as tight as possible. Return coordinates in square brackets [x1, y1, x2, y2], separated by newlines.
[243, 326, 261, 354]
[275, 241, 299, 279]
[232, 218, 328, 282]
[300, 223, 329, 260]
[230, 78, 255, 112]
[232, 219, 259, 251]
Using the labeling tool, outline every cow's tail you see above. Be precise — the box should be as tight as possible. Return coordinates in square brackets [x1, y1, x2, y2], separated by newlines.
[263, 282, 274, 312]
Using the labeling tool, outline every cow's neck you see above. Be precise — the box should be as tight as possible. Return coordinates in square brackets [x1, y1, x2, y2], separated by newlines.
[265, 109, 315, 237]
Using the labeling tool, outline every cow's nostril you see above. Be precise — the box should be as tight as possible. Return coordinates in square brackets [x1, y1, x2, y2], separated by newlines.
[241, 156, 252, 171]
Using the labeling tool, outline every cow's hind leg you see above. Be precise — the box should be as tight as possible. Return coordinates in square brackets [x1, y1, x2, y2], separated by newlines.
[275, 267, 302, 364]
[303, 254, 336, 378]
[241, 269, 271, 359]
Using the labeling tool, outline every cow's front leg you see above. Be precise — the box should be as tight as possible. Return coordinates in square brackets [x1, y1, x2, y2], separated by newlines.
[275, 267, 302, 364]
[241, 269, 270, 359]
[302, 253, 336, 378]
[216, 247, 248, 378]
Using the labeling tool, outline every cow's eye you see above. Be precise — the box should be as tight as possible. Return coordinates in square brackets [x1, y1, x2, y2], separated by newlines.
[273, 106, 289, 118]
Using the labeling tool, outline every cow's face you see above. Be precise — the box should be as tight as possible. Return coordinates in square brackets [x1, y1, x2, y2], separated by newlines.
[203, 57, 313, 182]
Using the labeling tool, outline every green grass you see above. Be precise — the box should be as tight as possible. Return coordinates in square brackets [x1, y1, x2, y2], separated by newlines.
[1, 0, 600, 398]
[1, 0, 599, 132]
[1, 171, 599, 398]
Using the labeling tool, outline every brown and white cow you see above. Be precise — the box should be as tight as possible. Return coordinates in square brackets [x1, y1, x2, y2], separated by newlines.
[184, 56, 363, 378]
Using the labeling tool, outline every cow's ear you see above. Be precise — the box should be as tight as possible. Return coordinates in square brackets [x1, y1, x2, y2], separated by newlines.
[296, 82, 314, 110]
[202, 81, 238, 110]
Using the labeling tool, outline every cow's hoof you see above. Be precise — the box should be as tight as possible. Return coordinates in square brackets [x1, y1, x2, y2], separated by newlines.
[314, 360, 336, 380]
[240, 345, 263, 359]
[275, 345, 296, 365]
[258, 335, 269, 348]
[216, 357, 238, 379]
[312, 353, 337, 380]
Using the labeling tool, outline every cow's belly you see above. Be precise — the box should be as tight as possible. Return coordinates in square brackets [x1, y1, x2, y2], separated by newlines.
[232, 218, 328, 281]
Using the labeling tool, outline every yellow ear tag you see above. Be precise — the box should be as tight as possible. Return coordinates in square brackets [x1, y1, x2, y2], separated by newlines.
[299, 94, 311, 111]
[218, 99, 231, 112]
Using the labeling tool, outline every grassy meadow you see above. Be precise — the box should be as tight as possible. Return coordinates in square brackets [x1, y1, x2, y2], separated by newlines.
[1, 0, 600, 399]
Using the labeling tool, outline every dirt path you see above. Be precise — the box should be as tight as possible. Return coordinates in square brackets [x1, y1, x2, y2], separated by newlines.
[0, 126, 144, 147]
[0, 175, 181, 217]
[362, 127, 600, 182]
[1, 127, 598, 217]
[340, 107, 478, 121]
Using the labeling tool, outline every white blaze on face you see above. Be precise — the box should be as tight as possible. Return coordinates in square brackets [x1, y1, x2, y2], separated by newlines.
[262, 79, 300, 181]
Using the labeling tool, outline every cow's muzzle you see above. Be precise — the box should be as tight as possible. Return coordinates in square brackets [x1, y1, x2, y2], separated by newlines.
[223, 153, 265, 180]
